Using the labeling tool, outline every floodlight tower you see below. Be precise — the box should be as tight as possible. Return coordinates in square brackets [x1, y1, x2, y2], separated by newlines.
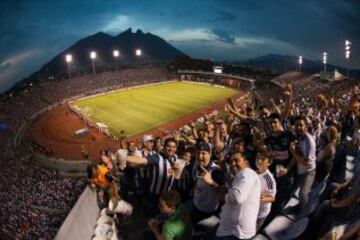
[90, 51, 97, 75]
[345, 40, 351, 78]
[113, 50, 119, 70]
[135, 49, 142, 65]
[298, 56, 303, 72]
[65, 54, 72, 78]
[323, 52, 327, 75]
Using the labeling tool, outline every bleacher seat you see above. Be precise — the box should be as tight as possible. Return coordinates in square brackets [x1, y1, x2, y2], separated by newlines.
[196, 215, 220, 228]
[251, 233, 269, 240]
[263, 215, 309, 240]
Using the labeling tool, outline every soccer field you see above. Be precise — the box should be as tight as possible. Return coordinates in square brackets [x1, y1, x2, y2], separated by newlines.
[71, 81, 238, 137]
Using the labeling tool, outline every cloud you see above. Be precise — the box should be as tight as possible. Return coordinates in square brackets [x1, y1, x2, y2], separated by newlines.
[160, 28, 214, 42]
[0, 49, 45, 92]
[102, 15, 132, 34]
[0, 62, 11, 74]
[211, 29, 235, 44]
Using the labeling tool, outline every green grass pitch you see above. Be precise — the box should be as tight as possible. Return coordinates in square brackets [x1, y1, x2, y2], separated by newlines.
[71, 81, 238, 137]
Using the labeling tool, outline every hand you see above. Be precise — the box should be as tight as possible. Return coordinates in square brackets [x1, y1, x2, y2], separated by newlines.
[331, 198, 341, 208]
[277, 167, 288, 177]
[172, 162, 180, 176]
[98, 191, 104, 202]
[148, 218, 159, 231]
[289, 142, 297, 154]
[331, 184, 346, 198]
[198, 166, 215, 186]
[331, 188, 339, 199]
[260, 194, 266, 201]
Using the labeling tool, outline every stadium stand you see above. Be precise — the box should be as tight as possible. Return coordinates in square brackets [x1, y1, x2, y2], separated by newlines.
[2, 64, 360, 240]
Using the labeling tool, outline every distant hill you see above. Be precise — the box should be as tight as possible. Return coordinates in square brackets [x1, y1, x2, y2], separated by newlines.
[20, 28, 187, 85]
[240, 54, 360, 78]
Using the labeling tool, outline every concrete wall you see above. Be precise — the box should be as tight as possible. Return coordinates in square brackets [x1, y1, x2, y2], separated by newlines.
[55, 187, 99, 240]
[31, 152, 90, 174]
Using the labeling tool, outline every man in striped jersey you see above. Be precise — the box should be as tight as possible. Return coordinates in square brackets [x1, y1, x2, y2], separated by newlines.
[136, 135, 156, 197]
[125, 138, 179, 216]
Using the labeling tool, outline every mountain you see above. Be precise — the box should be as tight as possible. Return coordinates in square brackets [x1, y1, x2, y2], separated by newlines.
[240, 54, 360, 78]
[21, 28, 187, 83]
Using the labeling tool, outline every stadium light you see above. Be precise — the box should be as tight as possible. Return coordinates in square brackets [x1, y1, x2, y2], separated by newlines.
[65, 54, 72, 78]
[65, 54, 72, 63]
[113, 50, 119, 70]
[345, 40, 351, 78]
[135, 49, 142, 56]
[90, 51, 96, 74]
[90, 51, 97, 59]
[323, 52, 327, 74]
[298, 56, 303, 72]
[113, 50, 119, 57]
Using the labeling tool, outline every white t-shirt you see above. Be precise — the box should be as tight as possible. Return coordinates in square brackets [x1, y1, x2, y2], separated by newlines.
[258, 170, 276, 219]
[217, 167, 261, 239]
[297, 132, 317, 174]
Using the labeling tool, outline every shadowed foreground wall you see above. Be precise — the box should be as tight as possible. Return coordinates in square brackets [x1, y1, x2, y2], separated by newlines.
[55, 187, 99, 240]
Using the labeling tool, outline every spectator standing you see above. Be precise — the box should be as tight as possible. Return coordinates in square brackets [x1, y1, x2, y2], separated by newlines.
[216, 153, 261, 239]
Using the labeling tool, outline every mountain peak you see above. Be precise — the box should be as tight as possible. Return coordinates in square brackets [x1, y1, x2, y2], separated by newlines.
[124, 28, 133, 33]
[93, 31, 111, 37]
[136, 29, 143, 34]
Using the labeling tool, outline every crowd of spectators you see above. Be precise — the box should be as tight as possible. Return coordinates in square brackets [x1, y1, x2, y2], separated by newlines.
[89, 73, 360, 240]
[0, 66, 172, 239]
[1, 65, 360, 239]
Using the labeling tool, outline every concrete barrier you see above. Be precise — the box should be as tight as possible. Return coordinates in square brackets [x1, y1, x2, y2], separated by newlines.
[31, 152, 90, 174]
[55, 186, 99, 240]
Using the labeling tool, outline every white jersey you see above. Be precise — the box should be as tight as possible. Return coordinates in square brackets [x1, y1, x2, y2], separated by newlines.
[258, 170, 276, 219]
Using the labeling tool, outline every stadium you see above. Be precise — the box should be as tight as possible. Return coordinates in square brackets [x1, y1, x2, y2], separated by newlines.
[1, 2, 360, 240]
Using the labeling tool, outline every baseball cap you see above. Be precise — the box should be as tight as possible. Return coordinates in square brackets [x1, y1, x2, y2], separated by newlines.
[143, 134, 154, 143]
[196, 142, 211, 153]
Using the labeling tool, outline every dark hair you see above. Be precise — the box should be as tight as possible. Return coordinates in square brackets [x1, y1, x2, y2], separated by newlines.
[259, 105, 267, 111]
[294, 115, 307, 125]
[164, 138, 177, 147]
[159, 190, 181, 208]
[256, 151, 273, 164]
[269, 113, 282, 121]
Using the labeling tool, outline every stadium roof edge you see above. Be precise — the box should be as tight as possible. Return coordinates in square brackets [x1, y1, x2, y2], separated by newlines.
[177, 70, 255, 83]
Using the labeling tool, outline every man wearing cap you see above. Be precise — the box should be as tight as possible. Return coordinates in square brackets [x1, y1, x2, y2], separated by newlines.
[216, 153, 261, 240]
[191, 142, 225, 224]
[137, 135, 156, 197]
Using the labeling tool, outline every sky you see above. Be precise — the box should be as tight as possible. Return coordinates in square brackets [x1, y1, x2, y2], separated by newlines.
[0, 0, 359, 93]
